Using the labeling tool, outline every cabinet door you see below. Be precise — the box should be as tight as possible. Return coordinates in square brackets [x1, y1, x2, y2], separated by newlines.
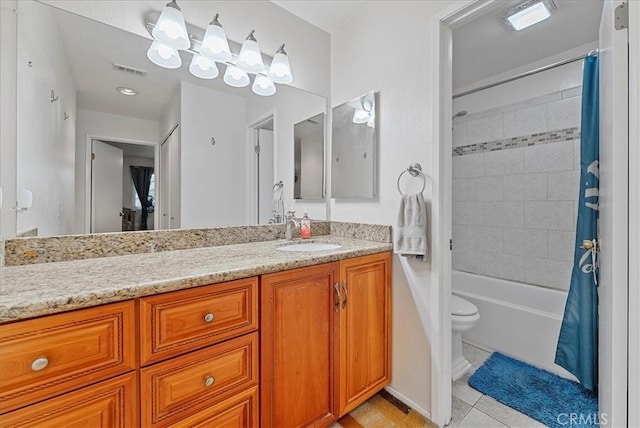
[261, 263, 340, 428]
[339, 252, 392, 415]
[0, 372, 137, 428]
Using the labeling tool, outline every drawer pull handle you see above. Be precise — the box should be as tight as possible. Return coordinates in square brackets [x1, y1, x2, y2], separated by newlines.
[333, 283, 340, 312]
[31, 356, 49, 371]
[204, 313, 215, 323]
[204, 376, 215, 387]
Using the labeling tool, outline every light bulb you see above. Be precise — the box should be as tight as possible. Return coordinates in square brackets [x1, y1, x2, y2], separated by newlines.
[147, 40, 182, 69]
[252, 75, 276, 96]
[152, 0, 190, 50]
[353, 109, 369, 124]
[223, 64, 250, 87]
[189, 54, 219, 79]
[237, 31, 264, 73]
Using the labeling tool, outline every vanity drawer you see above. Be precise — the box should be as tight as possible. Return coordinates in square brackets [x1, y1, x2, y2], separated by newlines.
[0, 372, 137, 427]
[141, 332, 259, 427]
[140, 277, 258, 365]
[169, 386, 258, 428]
[0, 301, 136, 414]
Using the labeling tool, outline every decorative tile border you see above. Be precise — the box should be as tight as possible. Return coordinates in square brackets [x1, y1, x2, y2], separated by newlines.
[452, 127, 580, 157]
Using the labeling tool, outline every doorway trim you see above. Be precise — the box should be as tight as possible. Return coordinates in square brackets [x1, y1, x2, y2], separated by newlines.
[246, 111, 276, 225]
[84, 134, 160, 234]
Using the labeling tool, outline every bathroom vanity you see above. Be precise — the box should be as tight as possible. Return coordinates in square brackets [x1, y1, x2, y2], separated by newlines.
[0, 224, 392, 427]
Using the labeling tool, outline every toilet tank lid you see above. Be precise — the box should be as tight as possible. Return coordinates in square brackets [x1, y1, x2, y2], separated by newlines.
[451, 295, 478, 316]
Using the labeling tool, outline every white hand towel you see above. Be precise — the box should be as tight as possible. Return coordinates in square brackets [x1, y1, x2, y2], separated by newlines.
[394, 193, 428, 259]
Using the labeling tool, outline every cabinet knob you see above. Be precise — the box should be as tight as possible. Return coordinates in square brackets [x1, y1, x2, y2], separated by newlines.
[204, 376, 215, 387]
[31, 356, 49, 371]
[204, 313, 215, 323]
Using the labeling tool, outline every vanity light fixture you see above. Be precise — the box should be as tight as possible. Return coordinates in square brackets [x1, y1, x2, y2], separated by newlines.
[152, 0, 190, 49]
[252, 74, 276, 96]
[147, 40, 182, 69]
[116, 87, 137, 96]
[145, 4, 293, 96]
[200, 14, 232, 62]
[237, 30, 265, 73]
[189, 54, 219, 79]
[223, 64, 250, 87]
[503, 0, 557, 31]
[268, 44, 293, 84]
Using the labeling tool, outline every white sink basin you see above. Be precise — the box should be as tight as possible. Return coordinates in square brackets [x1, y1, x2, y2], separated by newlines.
[277, 242, 342, 252]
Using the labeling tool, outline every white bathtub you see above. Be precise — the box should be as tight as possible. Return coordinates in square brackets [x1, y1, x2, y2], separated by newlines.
[452, 270, 577, 380]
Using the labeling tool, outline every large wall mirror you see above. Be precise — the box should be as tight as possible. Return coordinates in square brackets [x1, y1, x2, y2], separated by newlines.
[294, 113, 325, 200]
[331, 91, 377, 199]
[11, 0, 327, 238]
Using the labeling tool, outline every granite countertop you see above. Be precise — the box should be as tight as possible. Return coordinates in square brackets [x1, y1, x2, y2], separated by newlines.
[0, 236, 392, 323]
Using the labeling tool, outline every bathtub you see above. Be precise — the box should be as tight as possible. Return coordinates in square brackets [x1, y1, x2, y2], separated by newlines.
[452, 270, 577, 380]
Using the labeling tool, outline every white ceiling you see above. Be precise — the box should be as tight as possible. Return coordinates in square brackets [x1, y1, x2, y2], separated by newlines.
[270, 0, 363, 34]
[453, 0, 603, 90]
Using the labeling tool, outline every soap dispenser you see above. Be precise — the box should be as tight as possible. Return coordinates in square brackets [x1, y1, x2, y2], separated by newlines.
[300, 208, 311, 239]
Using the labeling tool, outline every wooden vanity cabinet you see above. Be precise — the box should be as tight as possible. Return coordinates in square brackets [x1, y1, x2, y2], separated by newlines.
[261, 252, 392, 427]
[338, 252, 392, 415]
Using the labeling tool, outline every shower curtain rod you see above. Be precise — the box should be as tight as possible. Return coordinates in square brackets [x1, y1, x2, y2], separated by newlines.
[453, 50, 597, 99]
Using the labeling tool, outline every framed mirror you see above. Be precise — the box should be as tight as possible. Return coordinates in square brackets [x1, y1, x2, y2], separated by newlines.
[331, 91, 377, 199]
[293, 113, 325, 200]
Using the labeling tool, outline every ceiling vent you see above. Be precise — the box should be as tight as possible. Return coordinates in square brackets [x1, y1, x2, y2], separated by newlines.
[112, 63, 147, 77]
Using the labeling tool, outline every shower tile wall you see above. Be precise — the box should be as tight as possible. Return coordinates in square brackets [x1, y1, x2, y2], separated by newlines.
[452, 87, 581, 290]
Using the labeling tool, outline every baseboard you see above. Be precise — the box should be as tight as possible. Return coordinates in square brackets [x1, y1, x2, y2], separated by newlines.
[383, 386, 432, 421]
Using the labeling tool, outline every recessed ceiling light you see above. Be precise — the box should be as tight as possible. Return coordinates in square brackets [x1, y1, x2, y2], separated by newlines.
[116, 87, 137, 96]
[503, 0, 557, 31]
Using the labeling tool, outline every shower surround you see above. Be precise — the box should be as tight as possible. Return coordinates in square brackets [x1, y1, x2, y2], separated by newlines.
[452, 86, 582, 291]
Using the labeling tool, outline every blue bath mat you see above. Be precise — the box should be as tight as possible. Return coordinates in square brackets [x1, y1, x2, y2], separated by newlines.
[469, 352, 599, 427]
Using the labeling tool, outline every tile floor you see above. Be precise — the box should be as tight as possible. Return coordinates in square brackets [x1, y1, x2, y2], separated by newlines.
[331, 393, 437, 428]
[332, 343, 545, 428]
[450, 343, 546, 427]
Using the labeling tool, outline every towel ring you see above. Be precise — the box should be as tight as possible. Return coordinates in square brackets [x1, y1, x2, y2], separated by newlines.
[397, 163, 426, 195]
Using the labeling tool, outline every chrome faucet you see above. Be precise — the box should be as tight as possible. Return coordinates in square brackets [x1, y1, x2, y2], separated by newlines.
[285, 210, 299, 240]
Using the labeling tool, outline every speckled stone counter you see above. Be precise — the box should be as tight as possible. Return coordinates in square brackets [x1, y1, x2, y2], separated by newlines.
[0, 235, 392, 323]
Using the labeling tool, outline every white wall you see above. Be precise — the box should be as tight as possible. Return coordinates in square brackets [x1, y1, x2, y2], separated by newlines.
[75, 109, 159, 232]
[16, 0, 76, 237]
[246, 86, 327, 221]
[300, 132, 323, 199]
[180, 81, 247, 228]
[330, 1, 458, 416]
[40, 0, 331, 98]
[0, 0, 17, 239]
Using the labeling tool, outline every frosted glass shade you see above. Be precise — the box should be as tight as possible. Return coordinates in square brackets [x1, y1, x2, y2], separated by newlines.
[201, 22, 232, 62]
[267, 50, 293, 84]
[252, 75, 276, 96]
[352, 109, 369, 124]
[189, 54, 219, 79]
[147, 41, 182, 69]
[238, 39, 264, 73]
[152, 2, 190, 50]
[223, 65, 250, 87]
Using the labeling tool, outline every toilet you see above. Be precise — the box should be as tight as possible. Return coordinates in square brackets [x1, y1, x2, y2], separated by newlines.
[451, 294, 480, 381]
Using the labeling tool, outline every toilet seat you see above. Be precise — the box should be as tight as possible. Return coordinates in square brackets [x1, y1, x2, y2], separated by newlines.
[451, 295, 478, 316]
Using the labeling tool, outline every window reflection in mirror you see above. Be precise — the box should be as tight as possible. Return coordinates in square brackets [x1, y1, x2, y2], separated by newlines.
[331, 91, 377, 199]
[293, 113, 325, 200]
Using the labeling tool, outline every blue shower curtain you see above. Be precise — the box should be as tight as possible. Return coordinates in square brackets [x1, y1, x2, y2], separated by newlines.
[555, 54, 599, 393]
